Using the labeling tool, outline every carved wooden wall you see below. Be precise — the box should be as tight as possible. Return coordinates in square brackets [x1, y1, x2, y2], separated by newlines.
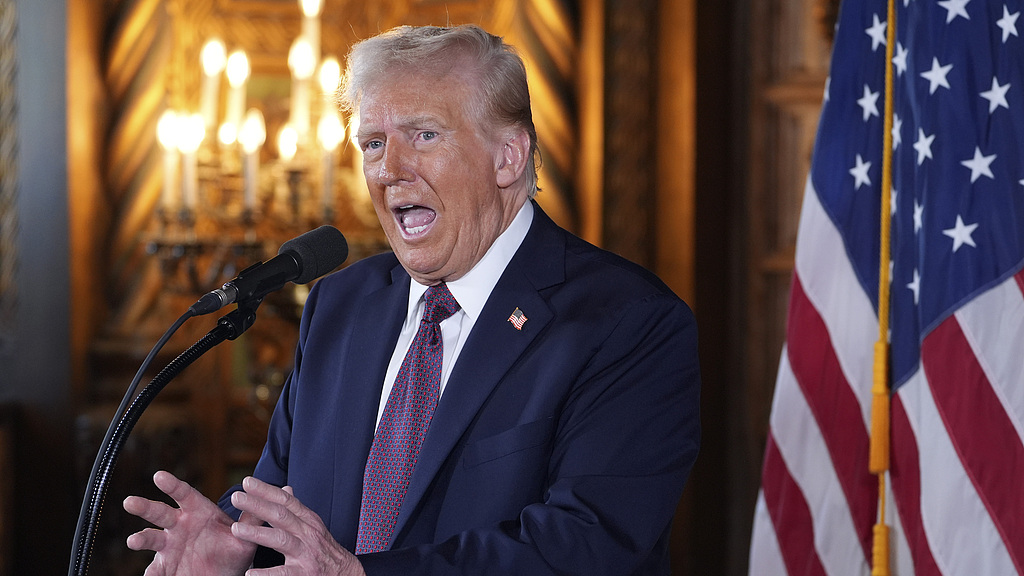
[743, 0, 836, 497]
[602, 0, 658, 267]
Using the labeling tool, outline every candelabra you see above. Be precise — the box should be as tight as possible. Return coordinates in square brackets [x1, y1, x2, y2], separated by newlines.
[147, 0, 379, 298]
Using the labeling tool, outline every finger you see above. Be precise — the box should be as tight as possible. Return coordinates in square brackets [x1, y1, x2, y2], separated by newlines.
[125, 527, 167, 552]
[231, 490, 297, 530]
[241, 476, 291, 505]
[243, 477, 319, 526]
[123, 495, 178, 529]
[152, 470, 201, 509]
[230, 520, 296, 555]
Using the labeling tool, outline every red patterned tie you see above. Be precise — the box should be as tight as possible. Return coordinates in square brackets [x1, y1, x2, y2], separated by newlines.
[355, 283, 460, 554]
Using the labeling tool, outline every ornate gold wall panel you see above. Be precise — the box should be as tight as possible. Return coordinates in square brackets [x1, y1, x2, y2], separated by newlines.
[103, 0, 174, 334]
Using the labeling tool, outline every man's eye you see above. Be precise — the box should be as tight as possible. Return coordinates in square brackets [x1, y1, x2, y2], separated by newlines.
[420, 131, 437, 141]
[364, 140, 383, 151]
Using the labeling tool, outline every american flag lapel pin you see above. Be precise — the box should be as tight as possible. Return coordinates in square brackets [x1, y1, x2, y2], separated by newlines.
[508, 307, 527, 330]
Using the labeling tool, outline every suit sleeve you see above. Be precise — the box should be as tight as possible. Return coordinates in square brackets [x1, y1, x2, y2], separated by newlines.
[358, 293, 701, 575]
[218, 281, 321, 518]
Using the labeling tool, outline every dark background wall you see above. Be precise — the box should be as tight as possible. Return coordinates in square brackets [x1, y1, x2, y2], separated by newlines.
[4, 1, 76, 575]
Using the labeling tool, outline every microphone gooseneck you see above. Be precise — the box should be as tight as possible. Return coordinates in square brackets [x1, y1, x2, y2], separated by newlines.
[70, 226, 348, 576]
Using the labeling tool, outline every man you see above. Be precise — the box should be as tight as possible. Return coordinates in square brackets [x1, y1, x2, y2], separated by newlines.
[124, 24, 700, 575]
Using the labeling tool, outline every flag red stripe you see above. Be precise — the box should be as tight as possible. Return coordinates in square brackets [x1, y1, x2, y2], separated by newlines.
[761, 433, 827, 576]
[921, 317, 1024, 573]
[786, 276, 878, 560]
[1016, 269, 1024, 296]
[889, 394, 943, 576]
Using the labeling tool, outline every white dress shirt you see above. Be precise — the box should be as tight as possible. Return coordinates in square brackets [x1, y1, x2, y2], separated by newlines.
[374, 201, 535, 426]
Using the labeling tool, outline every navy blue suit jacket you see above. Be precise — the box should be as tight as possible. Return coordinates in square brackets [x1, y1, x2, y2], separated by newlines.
[221, 204, 700, 574]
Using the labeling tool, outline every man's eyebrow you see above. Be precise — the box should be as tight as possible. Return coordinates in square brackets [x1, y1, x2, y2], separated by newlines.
[400, 115, 449, 130]
[356, 115, 450, 140]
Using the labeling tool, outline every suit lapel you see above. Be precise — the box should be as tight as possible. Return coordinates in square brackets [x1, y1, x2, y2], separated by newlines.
[329, 265, 409, 548]
[390, 204, 566, 544]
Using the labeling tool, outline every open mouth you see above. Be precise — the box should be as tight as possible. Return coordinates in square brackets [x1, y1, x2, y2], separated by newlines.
[395, 204, 437, 236]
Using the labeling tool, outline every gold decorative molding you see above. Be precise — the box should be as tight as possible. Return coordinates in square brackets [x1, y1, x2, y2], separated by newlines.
[497, 0, 577, 230]
[818, 0, 841, 45]
[603, 0, 657, 267]
[103, 0, 173, 332]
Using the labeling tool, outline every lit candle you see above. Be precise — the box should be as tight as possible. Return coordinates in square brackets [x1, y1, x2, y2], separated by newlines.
[299, 0, 323, 68]
[156, 110, 180, 212]
[278, 124, 299, 165]
[238, 109, 266, 211]
[288, 38, 316, 144]
[318, 56, 341, 116]
[317, 110, 345, 219]
[277, 123, 301, 219]
[218, 121, 237, 147]
[199, 39, 227, 132]
[225, 49, 250, 132]
[177, 113, 206, 213]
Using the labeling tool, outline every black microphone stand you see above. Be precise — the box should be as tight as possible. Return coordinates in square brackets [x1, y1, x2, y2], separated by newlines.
[68, 297, 263, 576]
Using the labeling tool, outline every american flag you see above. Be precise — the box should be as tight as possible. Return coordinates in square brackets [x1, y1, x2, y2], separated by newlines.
[748, 0, 1024, 574]
[508, 307, 527, 330]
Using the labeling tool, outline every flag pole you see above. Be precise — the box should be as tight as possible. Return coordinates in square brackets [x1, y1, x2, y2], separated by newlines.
[870, 0, 897, 574]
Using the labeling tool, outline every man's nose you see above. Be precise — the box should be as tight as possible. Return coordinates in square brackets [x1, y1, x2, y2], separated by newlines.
[375, 141, 415, 185]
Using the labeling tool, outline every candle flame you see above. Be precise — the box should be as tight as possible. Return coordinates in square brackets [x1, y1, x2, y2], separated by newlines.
[299, 0, 324, 18]
[289, 39, 316, 80]
[177, 113, 206, 154]
[226, 50, 250, 87]
[319, 57, 341, 96]
[201, 39, 227, 76]
[317, 112, 345, 151]
[238, 109, 267, 154]
[278, 124, 299, 162]
[157, 110, 179, 150]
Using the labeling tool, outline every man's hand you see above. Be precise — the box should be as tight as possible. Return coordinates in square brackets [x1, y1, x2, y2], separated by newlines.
[123, 470, 259, 576]
[229, 476, 367, 576]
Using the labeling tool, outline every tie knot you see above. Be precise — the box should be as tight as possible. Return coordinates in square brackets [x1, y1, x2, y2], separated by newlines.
[423, 283, 460, 324]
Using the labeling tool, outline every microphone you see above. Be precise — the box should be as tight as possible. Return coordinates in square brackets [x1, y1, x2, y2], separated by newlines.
[190, 225, 348, 315]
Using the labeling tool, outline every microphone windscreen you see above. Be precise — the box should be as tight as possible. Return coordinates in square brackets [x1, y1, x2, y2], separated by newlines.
[280, 225, 349, 284]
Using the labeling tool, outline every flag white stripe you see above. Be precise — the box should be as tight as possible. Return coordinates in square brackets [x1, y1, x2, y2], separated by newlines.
[896, 370, 1016, 576]
[795, 181, 879, 431]
[772, 350, 868, 575]
[953, 276, 1024, 443]
[749, 490, 789, 575]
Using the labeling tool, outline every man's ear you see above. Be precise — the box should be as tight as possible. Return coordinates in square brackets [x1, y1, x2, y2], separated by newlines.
[495, 128, 531, 189]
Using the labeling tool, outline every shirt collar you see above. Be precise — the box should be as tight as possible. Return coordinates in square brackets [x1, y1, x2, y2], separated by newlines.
[407, 201, 534, 321]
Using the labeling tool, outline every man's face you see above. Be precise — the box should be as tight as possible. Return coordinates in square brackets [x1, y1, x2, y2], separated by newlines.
[356, 67, 523, 285]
